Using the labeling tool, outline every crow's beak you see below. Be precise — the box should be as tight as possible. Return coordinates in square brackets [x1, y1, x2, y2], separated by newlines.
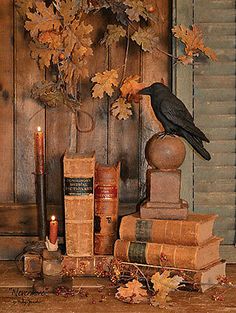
[138, 86, 151, 95]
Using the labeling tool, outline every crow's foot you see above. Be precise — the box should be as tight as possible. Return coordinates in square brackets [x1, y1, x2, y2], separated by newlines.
[157, 131, 176, 139]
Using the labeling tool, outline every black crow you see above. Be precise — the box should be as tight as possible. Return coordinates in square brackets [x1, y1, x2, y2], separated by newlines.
[139, 82, 211, 160]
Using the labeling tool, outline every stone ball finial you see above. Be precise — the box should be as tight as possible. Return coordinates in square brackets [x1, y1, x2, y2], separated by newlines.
[145, 134, 186, 170]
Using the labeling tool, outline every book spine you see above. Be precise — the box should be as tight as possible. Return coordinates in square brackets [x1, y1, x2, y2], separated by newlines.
[64, 153, 95, 257]
[120, 216, 199, 245]
[94, 162, 120, 254]
[114, 239, 203, 270]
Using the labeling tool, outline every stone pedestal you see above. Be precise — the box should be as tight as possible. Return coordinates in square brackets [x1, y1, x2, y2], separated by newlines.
[141, 134, 188, 220]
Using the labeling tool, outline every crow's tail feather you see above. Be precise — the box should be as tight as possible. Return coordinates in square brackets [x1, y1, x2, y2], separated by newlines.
[182, 131, 211, 161]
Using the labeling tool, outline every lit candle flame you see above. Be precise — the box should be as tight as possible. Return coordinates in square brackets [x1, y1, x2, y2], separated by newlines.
[37, 126, 42, 132]
[51, 215, 56, 221]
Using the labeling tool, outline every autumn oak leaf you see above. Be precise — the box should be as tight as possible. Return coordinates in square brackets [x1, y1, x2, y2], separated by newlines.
[38, 31, 63, 50]
[131, 27, 159, 52]
[91, 69, 119, 98]
[120, 75, 145, 102]
[124, 0, 147, 22]
[172, 24, 217, 63]
[54, 0, 79, 25]
[29, 41, 60, 69]
[111, 98, 132, 120]
[150, 271, 183, 307]
[102, 25, 126, 47]
[15, 0, 35, 17]
[115, 279, 148, 304]
[25, 1, 61, 37]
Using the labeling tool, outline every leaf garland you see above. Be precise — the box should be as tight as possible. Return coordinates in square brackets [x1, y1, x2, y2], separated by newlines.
[17, 0, 217, 120]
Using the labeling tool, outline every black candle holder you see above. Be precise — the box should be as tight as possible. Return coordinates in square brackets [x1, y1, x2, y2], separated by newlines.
[34, 172, 47, 241]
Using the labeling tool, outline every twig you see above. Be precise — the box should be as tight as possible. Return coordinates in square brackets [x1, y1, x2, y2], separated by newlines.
[119, 26, 130, 87]
[129, 263, 152, 292]
[29, 107, 44, 121]
[155, 47, 178, 59]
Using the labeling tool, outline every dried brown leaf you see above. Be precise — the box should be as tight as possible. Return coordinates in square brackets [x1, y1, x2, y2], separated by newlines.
[91, 69, 119, 98]
[124, 0, 147, 22]
[60, 58, 89, 95]
[111, 98, 132, 120]
[38, 31, 63, 50]
[120, 75, 145, 102]
[31, 81, 64, 108]
[150, 271, 183, 307]
[102, 25, 126, 47]
[63, 21, 93, 57]
[172, 24, 217, 62]
[15, 0, 35, 17]
[54, 0, 79, 25]
[115, 279, 148, 303]
[131, 27, 159, 52]
[29, 41, 60, 69]
[25, 1, 61, 37]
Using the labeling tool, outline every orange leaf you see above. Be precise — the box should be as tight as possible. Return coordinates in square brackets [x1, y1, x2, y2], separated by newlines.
[120, 75, 145, 102]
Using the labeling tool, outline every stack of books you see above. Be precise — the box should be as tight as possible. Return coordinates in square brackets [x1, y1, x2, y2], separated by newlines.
[114, 213, 226, 292]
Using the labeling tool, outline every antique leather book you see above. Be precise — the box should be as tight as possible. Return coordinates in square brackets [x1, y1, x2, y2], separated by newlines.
[120, 260, 226, 293]
[94, 162, 120, 254]
[119, 213, 217, 246]
[64, 152, 95, 257]
[114, 237, 222, 270]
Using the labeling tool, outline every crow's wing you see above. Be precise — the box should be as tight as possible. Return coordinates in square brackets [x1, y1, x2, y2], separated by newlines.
[160, 96, 209, 142]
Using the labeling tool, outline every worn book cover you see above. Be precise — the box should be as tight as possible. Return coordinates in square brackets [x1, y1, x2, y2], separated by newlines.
[64, 152, 95, 257]
[121, 260, 226, 293]
[114, 237, 222, 270]
[120, 213, 217, 246]
[94, 162, 120, 254]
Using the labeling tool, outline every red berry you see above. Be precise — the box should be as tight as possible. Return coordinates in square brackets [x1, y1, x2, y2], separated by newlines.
[147, 6, 155, 13]
[59, 53, 65, 61]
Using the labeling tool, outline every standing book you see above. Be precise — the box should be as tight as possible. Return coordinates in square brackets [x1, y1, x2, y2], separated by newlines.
[64, 152, 95, 257]
[94, 162, 120, 254]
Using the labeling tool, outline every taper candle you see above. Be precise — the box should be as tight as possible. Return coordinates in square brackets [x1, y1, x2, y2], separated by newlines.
[49, 215, 58, 245]
[34, 126, 44, 174]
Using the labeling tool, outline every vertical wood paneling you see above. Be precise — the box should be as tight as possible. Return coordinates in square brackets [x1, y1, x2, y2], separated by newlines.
[172, 0, 194, 210]
[77, 13, 108, 163]
[140, 0, 170, 199]
[15, 9, 45, 202]
[0, 0, 14, 202]
[108, 39, 140, 203]
[46, 106, 71, 204]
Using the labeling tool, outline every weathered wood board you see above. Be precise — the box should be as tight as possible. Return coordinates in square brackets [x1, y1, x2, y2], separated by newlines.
[0, 1, 170, 207]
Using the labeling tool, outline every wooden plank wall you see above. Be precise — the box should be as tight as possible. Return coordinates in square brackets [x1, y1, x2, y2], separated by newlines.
[0, 0, 170, 205]
[0, 0, 170, 258]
